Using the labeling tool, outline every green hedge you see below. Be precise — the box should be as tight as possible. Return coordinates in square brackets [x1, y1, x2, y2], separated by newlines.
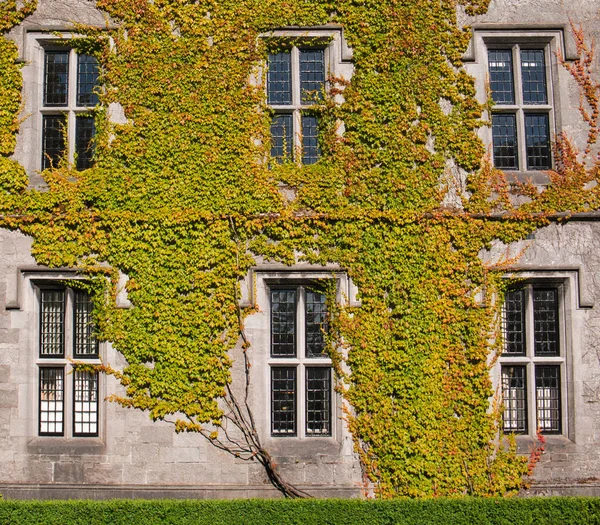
[1, 498, 600, 525]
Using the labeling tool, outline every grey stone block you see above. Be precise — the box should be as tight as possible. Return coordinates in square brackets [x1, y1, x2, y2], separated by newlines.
[54, 462, 85, 483]
[0, 388, 18, 408]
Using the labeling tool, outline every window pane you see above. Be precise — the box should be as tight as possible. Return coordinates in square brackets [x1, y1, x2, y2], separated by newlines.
[44, 51, 69, 107]
[501, 365, 527, 433]
[267, 52, 292, 105]
[536, 365, 561, 433]
[271, 367, 296, 435]
[41, 115, 66, 170]
[301, 115, 320, 165]
[300, 48, 325, 105]
[533, 288, 559, 356]
[270, 114, 293, 164]
[488, 49, 515, 104]
[39, 368, 64, 436]
[521, 49, 547, 105]
[306, 290, 327, 357]
[271, 289, 296, 357]
[503, 289, 525, 355]
[75, 116, 96, 171]
[74, 290, 98, 357]
[525, 113, 551, 170]
[306, 367, 331, 435]
[73, 370, 99, 436]
[40, 289, 65, 357]
[77, 54, 99, 107]
[492, 114, 518, 170]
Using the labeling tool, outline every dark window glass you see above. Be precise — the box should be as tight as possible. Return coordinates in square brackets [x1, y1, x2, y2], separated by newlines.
[306, 367, 331, 435]
[503, 289, 525, 355]
[74, 290, 98, 357]
[270, 114, 293, 164]
[40, 289, 65, 357]
[488, 49, 515, 104]
[533, 288, 559, 356]
[267, 52, 292, 105]
[42, 115, 66, 170]
[301, 115, 320, 165]
[501, 365, 527, 433]
[525, 113, 551, 170]
[75, 116, 95, 170]
[271, 289, 296, 357]
[77, 54, 99, 107]
[300, 48, 325, 105]
[492, 114, 518, 170]
[73, 370, 99, 436]
[521, 49, 547, 105]
[271, 367, 296, 435]
[536, 365, 561, 433]
[44, 51, 69, 107]
[305, 290, 327, 357]
[39, 367, 64, 436]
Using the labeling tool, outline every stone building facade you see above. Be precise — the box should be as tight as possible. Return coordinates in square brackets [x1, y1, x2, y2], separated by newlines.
[1, 0, 600, 499]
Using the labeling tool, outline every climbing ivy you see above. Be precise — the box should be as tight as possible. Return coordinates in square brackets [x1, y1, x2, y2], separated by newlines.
[1, 0, 599, 498]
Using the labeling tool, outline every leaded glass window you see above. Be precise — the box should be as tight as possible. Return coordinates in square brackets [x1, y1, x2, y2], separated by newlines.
[500, 284, 564, 435]
[41, 48, 98, 171]
[269, 283, 332, 437]
[267, 45, 325, 164]
[37, 285, 99, 438]
[487, 45, 552, 171]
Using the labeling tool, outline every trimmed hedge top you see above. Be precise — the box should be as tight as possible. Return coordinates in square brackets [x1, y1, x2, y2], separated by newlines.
[1, 497, 600, 525]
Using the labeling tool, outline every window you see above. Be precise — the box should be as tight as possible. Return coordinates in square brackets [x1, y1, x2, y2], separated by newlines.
[500, 284, 565, 435]
[37, 285, 99, 437]
[41, 48, 99, 170]
[488, 45, 553, 171]
[269, 285, 331, 436]
[267, 47, 325, 165]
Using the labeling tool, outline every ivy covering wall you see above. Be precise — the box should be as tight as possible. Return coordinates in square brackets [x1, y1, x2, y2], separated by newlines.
[1, 0, 599, 497]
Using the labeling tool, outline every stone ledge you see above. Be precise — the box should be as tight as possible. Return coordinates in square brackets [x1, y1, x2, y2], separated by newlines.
[0, 483, 362, 500]
[523, 480, 600, 497]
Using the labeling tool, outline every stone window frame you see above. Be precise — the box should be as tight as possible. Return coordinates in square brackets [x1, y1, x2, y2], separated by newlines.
[244, 268, 359, 445]
[260, 27, 353, 167]
[465, 28, 569, 184]
[496, 272, 576, 441]
[21, 32, 99, 175]
[23, 272, 104, 441]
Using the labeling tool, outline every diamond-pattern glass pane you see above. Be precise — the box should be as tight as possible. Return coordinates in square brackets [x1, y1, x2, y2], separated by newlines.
[488, 49, 515, 104]
[74, 290, 98, 357]
[305, 290, 327, 357]
[521, 49, 547, 105]
[501, 365, 527, 433]
[271, 367, 296, 435]
[77, 54, 99, 107]
[39, 367, 64, 435]
[44, 51, 69, 107]
[271, 289, 296, 357]
[270, 114, 293, 164]
[300, 48, 325, 105]
[301, 115, 320, 165]
[492, 113, 518, 169]
[533, 288, 559, 356]
[306, 367, 331, 435]
[536, 365, 561, 433]
[267, 52, 292, 105]
[75, 116, 95, 171]
[73, 370, 99, 436]
[42, 115, 66, 170]
[503, 289, 525, 355]
[525, 113, 551, 170]
[40, 289, 65, 357]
